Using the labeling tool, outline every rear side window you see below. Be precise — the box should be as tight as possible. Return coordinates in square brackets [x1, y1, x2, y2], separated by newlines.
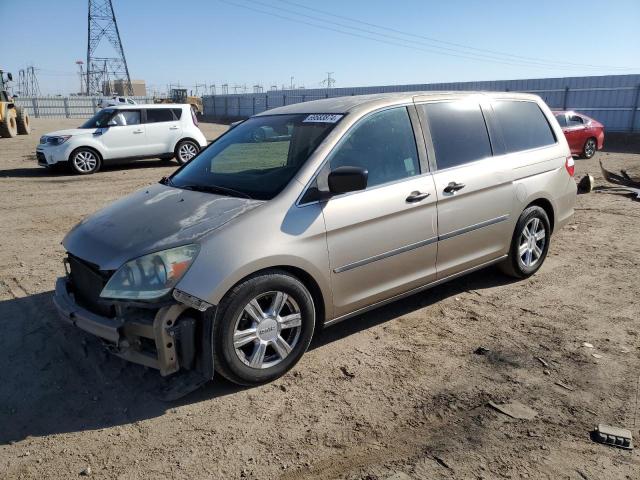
[421, 101, 492, 170]
[493, 101, 556, 153]
[567, 114, 584, 126]
[171, 108, 183, 120]
[146, 108, 175, 123]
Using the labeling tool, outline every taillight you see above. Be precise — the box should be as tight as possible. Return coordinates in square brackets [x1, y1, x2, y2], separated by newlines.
[565, 155, 575, 177]
[191, 107, 198, 126]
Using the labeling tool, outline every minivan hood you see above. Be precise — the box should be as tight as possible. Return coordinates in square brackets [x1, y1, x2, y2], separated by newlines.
[63, 183, 264, 270]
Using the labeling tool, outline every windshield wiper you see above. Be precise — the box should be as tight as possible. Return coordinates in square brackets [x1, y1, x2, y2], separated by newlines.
[177, 183, 252, 199]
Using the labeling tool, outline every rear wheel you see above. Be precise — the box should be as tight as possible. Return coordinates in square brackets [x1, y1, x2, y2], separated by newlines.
[582, 137, 597, 159]
[213, 270, 316, 386]
[0, 112, 18, 138]
[175, 139, 200, 164]
[70, 148, 101, 175]
[500, 206, 551, 279]
[16, 107, 31, 135]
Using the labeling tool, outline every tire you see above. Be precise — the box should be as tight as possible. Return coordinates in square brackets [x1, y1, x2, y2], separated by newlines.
[499, 206, 551, 279]
[69, 148, 101, 175]
[213, 270, 316, 386]
[0, 111, 18, 138]
[582, 137, 597, 159]
[174, 139, 200, 165]
[16, 107, 31, 135]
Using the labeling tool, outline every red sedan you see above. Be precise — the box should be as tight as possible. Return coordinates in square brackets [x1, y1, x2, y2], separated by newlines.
[553, 110, 605, 159]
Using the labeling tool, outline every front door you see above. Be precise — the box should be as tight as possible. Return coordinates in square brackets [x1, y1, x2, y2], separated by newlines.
[99, 109, 148, 159]
[416, 99, 515, 279]
[321, 106, 438, 317]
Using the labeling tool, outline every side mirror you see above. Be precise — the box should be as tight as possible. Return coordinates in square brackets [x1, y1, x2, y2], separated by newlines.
[328, 166, 368, 195]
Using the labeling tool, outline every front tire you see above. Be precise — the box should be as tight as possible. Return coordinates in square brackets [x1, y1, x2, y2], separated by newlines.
[500, 206, 551, 279]
[70, 148, 101, 175]
[0, 113, 18, 138]
[213, 270, 316, 386]
[582, 137, 597, 159]
[175, 139, 200, 165]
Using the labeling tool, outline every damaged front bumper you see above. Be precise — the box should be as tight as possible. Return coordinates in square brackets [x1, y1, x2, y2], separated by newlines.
[53, 277, 205, 376]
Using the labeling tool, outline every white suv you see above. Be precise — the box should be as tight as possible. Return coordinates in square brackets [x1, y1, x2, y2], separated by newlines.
[36, 104, 208, 174]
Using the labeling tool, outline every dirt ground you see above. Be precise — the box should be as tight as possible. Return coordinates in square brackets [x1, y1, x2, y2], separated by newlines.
[1, 118, 639, 480]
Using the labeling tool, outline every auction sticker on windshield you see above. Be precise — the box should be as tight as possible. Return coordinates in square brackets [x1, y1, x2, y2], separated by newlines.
[303, 114, 343, 123]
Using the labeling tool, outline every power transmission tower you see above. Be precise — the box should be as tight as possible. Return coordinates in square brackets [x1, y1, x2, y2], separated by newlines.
[321, 72, 335, 89]
[86, 0, 133, 96]
[17, 66, 41, 96]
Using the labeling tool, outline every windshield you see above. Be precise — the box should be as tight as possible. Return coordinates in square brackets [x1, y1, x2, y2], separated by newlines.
[170, 114, 342, 200]
[80, 109, 115, 128]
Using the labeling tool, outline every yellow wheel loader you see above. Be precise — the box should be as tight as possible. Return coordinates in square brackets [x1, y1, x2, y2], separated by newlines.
[0, 70, 31, 138]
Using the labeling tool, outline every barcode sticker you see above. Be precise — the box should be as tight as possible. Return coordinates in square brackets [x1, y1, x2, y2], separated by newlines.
[303, 114, 343, 123]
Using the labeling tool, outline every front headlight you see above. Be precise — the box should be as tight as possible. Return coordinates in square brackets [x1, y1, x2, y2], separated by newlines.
[47, 135, 71, 146]
[39, 135, 48, 144]
[100, 244, 199, 300]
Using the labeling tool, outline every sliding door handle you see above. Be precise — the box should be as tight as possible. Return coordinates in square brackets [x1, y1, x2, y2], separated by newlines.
[444, 182, 466, 194]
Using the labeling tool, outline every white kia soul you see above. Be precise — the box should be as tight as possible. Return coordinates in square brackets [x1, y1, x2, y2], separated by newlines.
[36, 104, 208, 174]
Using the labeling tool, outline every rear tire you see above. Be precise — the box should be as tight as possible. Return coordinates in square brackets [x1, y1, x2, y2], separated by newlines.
[174, 139, 200, 165]
[69, 148, 101, 175]
[16, 107, 31, 135]
[0, 112, 18, 138]
[499, 206, 551, 279]
[212, 270, 316, 386]
[581, 137, 597, 159]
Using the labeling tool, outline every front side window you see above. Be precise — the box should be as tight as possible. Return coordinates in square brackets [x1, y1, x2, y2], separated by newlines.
[492, 101, 556, 153]
[421, 101, 492, 170]
[170, 114, 339, 200]
[146, 108, 174, 123]
[80, 109, 116, 128]
[328, 107, 419, 188]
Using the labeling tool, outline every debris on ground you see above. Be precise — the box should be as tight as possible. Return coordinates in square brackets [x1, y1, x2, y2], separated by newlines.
[554, 381, 575, 391]
[80, 466, 92, 476]
[339, 366, 355, 379]
[474, 346, 491, 355]
[591, 424, 633, 450]
[536, 357, 549, 367]
[488, 401, 537, 420]
[600, 160, 640, 199]
[582, 342, 594, 348]
[578, 174, 595, 193]
[592, 353, 603, 359]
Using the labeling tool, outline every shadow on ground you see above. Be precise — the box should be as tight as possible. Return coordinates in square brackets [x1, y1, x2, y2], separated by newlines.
[0, 266, 513, 444]
[0, 158, 178, 179]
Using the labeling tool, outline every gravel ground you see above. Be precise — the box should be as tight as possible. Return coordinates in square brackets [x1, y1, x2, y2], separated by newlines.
[1, 118, 639, 480]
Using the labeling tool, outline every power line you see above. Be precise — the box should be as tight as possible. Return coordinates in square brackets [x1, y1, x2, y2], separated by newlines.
[220, 0, 636, 72]
[276, 0, 634, 71]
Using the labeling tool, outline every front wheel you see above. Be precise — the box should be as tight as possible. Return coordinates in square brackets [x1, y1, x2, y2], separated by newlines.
[582, 137, 597, 159]
[499, 206, 551, 279]
[175, 139, 200, 164]
[70, 148, 101, 175]
[213, 270, 316, 386]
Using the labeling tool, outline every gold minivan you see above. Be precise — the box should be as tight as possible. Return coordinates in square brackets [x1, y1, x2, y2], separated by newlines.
[54, 92, 577, 386]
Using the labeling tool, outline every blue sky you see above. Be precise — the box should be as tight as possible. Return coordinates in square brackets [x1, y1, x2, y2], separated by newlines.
[3, 0, 639, 95]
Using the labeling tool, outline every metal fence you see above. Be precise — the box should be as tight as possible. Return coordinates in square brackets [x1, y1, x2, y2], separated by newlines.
[203, 74, 640, 132]
[13, 96, 158, 118]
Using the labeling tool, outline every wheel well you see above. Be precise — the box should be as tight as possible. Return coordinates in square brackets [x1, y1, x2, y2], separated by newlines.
[224, 266, 326, 327]
[175, 137, 201, 152]
[527, 198, 555, 233]
[68, 146, 103, 163]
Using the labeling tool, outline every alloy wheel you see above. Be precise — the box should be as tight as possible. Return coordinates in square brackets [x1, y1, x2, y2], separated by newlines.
[232, 291, 303, 370]
[179, 143, 198, 162]
[73, 151, 98, 173]
[518, 217, 546, 267]
[585, 139, 596, 158]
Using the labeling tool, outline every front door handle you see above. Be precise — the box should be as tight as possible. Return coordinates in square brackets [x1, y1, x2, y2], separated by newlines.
[133, 129, 143, 134]
[406, 191, 430, 203]
[443, 182, 466, 194]
[169, 126, 179, 130]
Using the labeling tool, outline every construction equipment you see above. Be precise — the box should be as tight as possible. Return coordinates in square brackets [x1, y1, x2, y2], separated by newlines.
[154, 88, 203, 116]
[0, 70, 31, 138]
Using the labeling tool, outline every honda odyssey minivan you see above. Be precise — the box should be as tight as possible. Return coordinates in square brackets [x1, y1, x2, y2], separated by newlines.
[54, 92, 577, 386]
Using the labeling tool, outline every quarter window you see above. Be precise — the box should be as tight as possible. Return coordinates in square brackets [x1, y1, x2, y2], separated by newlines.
[146, 108, 175, 123]
[492, 101, 556, 153]
[567, 114, 584, 127]
[555, 114, 568, 127]
[421, 101, 492, 170]
[329, 107, 420, 188]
